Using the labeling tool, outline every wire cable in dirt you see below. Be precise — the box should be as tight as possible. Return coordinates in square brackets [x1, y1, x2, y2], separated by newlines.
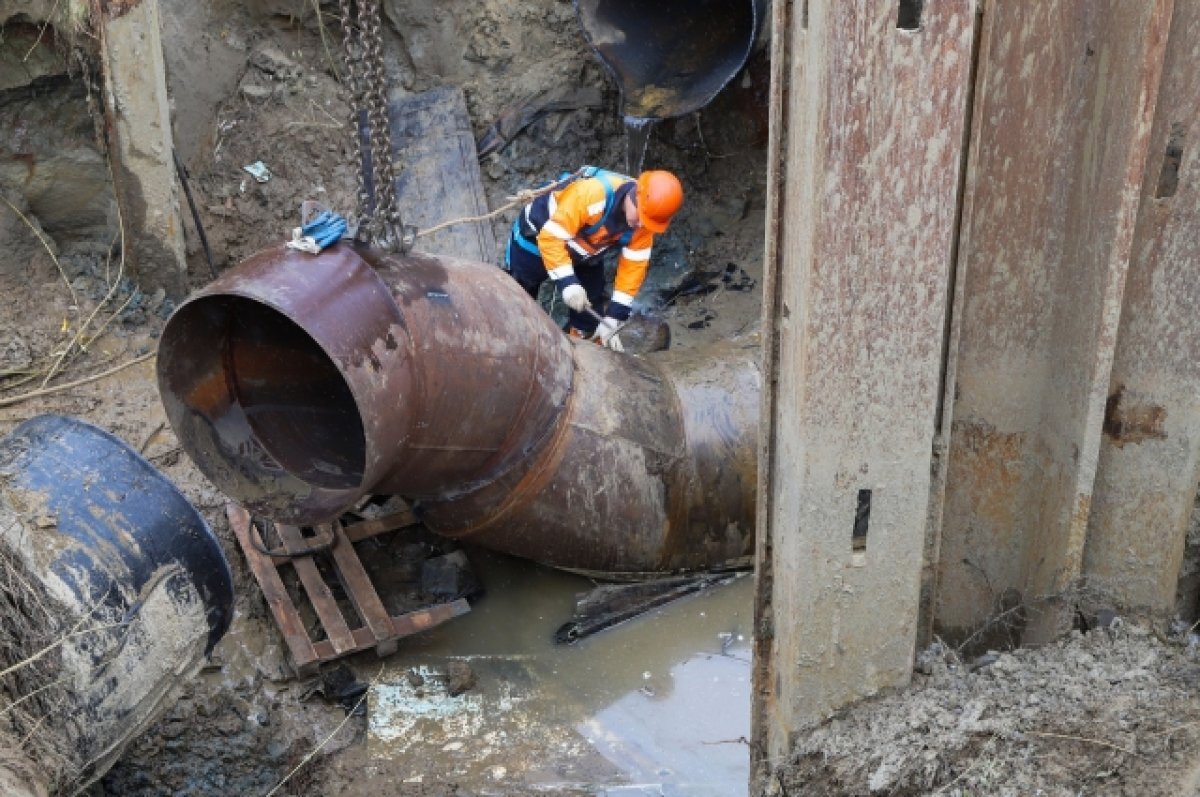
[0, 352, 155, 408]
[174, 150, 217, 280]
[262, 662, 385, 797]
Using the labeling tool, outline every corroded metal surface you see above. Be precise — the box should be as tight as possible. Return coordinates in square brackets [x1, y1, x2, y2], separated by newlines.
[1084, 0, 1200, 615]
[158, 243, 572, 523]
[574, 0, 766, 119]
[158, 243, 758, 574]
[426, 338, 759, 573]
[935, 0, 1175, 644]
[754, 0, 977, 765]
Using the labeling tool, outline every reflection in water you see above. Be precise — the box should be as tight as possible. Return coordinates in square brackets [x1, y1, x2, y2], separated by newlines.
[582, 649, 750, 796]
[371, 548, 752, 795]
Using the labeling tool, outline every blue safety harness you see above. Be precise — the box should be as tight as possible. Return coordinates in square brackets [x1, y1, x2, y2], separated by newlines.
[506, 166, 635, 267]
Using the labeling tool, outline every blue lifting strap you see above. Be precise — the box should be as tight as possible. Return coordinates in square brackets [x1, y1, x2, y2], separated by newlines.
[510, 216, 542, 257]
[578, 166, 633, 239]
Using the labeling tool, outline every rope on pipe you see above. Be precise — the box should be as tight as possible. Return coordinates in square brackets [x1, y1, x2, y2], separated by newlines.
[415, 168, 587, 240]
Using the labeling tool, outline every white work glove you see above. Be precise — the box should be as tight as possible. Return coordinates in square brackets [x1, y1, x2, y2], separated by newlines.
[592, 317, 624, 352]
[561, 283, 591, 313]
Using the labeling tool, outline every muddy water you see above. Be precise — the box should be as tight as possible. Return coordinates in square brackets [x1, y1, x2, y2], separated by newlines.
[370, 547, 753, 795]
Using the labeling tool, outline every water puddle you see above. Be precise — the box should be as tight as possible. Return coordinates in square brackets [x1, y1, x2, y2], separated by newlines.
[369, 547, 753, 795]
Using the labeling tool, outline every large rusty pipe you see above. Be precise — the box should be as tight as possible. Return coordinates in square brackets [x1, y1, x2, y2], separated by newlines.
[157, 244, 758, 574]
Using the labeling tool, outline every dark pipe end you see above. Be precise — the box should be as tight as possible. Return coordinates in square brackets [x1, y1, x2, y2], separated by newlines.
[0, 415, 235, 653]
[574, 0, 761, 119]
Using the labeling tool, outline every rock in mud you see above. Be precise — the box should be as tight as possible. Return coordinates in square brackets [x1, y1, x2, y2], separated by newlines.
[420, 550, 480, 602]
[617, 312, 672, 354]
[444, 661, 477, 697]
[321, 664, 369, 713]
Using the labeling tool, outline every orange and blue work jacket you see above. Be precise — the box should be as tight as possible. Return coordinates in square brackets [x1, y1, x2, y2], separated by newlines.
[510, 170, 654, 322]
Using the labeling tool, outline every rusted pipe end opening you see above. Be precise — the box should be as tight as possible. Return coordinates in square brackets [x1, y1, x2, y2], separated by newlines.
[574, 0, 760, 119]
[159, 293, 369, 520]
[158, 244, 577, 526]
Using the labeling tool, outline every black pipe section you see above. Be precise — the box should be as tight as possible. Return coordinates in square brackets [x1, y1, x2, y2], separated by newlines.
[574, 0, 766, 119]
[0, 415, 235, 793]
[0, 415, 234, 651]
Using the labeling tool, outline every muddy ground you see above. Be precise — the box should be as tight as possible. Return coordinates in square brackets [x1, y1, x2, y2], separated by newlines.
[772, 624, 1200, 797]
[4, 1, 1200, 796]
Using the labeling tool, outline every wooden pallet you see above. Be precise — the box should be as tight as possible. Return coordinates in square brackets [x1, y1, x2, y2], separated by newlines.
[227, 504, 470, 676]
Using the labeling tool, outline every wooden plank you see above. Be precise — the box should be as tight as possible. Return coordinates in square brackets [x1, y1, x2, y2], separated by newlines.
[328, 522, 398, 655]
[250, 523, 338, 562]
[389, 599, 471, 637]
[389, 86, 499, 263]
[312, 627, 375, 660]
[310, 600, 471, 660]
[226, 505, 319, 674]
[275, 523, 357, 655]
[342, 509, 419, 543]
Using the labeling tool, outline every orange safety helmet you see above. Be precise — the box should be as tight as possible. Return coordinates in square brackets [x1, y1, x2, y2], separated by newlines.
[636, 170, 684, 233]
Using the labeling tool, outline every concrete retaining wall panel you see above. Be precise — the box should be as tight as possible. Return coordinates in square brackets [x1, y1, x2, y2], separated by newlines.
[754, 0, 977, 760]
[935, 0, 1173, 644]
[1084, 0, 1200, 615]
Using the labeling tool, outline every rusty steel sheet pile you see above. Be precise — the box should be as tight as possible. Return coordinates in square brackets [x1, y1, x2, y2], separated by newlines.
[157, 244, 759, 575]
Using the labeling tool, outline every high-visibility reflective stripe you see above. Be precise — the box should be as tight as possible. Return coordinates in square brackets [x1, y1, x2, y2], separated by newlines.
[587, 200, 607, 216]
[622, 247, 651, 261]
[611, 291, 634, 306]
[548, 265, 576, 280]
[548, 195, 557, 217]
[543, 220, 573, 240]
[566, 240, 592, 257]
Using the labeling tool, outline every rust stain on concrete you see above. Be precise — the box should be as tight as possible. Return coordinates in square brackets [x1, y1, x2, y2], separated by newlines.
[950, 420, 1026, 527]
[1103, 384, 1168, 446]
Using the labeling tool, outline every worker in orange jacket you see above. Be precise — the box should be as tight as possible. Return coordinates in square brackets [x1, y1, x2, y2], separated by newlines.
[505, 167, 684, 351]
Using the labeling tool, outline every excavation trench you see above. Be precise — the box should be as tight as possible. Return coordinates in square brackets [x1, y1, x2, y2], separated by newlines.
[157, 244, 759, 576]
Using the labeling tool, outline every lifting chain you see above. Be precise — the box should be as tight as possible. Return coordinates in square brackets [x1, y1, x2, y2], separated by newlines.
[338, 0, 412, 251]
